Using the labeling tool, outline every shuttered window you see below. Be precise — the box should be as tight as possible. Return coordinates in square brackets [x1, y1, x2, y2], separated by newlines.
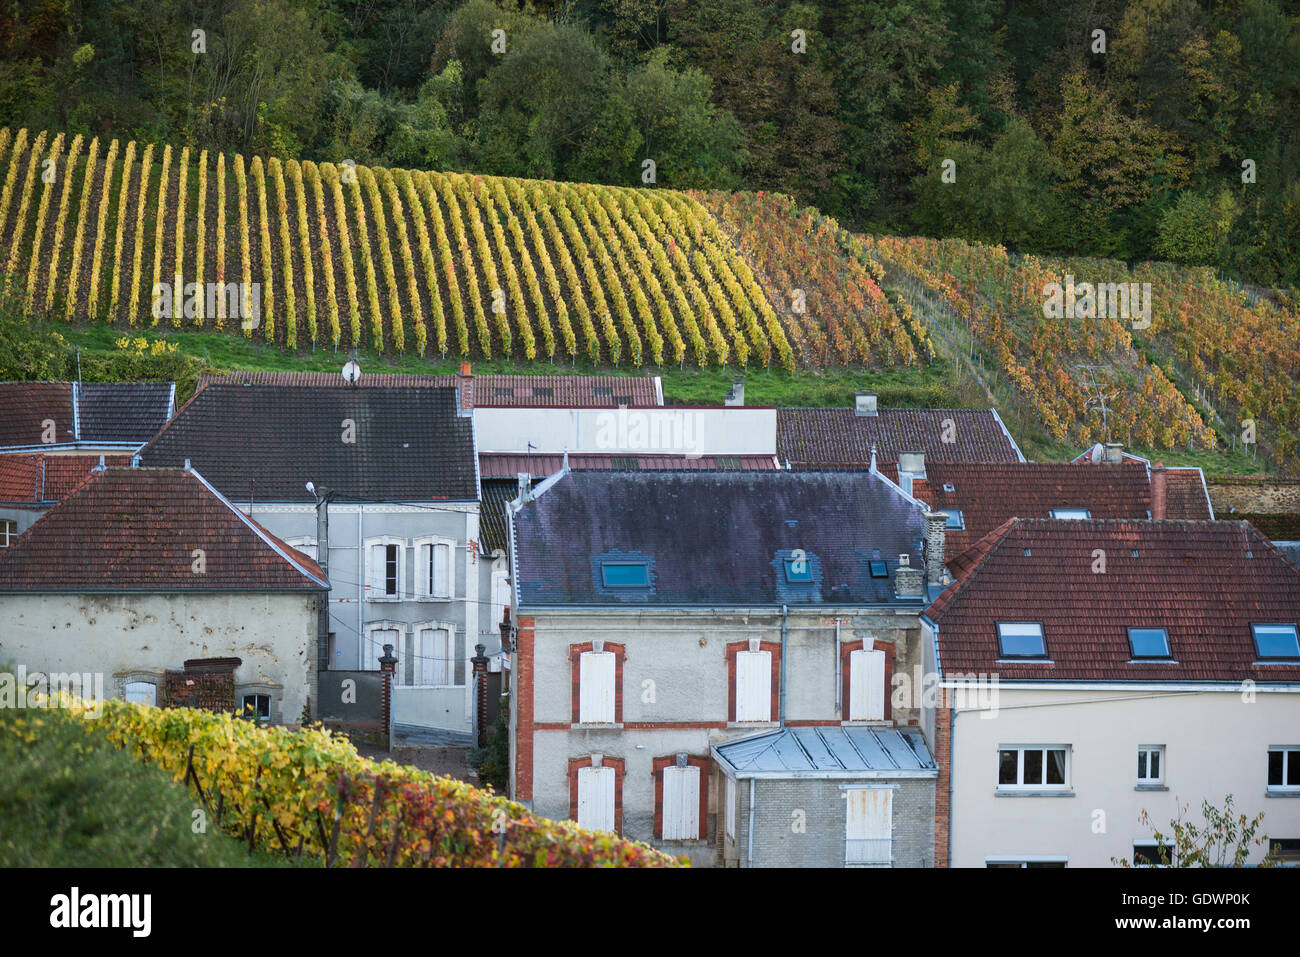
[576, 766, 615, 832]
[367, 627, 401, 672]
[662, 765, 701, 841]
[579, 651, 616, 723]
[735, 650, 771, 722]
[412, 626, 455, 686]
[849, 648, 886, 721]
[416, 541, 454, 599]
[845, 788, 892, 866]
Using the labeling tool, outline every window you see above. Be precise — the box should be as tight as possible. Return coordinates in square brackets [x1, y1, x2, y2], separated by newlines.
[415, 538, 454, 600]
[124, 681, 156, 706]
[1268, 839, 1300, 865]
[241, 694, 271, 723]
[601, 562, 649, 588]
[845, 788, 892, 866]
[942, 509, 964, 530]
[1133, 842, 1176, 867]
[366, 539, 405, 600]
[998, 746, 1069, 790]
[1, 518, 19, 547]
[783, 557, 812, 582]
[997, 622, 1046, 658]
[576, 765, 616, 832]
[579, 650, 616, 723]
[1128, 627, 1171, 659]
[1137, 745, 1165, 785]
[662, 765, 701, 840]
[1252, 623, 1300, 660]
[409, 625, 459, 687]
[735, 646, 772, 722]
[848, 648, 886, 721]
[986, 859, 1067, 868]
[725, 776, 736, 840]
[1268, 747, 1300, 792]
[869, 560, 888, 578]
[1050, 507, 1091, 519]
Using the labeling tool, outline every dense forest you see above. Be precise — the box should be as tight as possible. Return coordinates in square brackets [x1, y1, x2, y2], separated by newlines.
[1, 0, 1296, 287]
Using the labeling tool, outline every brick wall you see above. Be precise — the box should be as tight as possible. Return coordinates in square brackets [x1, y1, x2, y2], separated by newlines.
[163, 670, 234, 712]
[514, 616, 536, 802]
[933, 703, 952, 868]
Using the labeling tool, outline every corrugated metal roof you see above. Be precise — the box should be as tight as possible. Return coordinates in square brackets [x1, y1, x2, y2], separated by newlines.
[479, 453, 780, 477]
[715, 726, 936, 776]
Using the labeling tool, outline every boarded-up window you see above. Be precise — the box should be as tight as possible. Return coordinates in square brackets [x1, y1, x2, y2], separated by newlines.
[662, 765, 701, 840]
[576, 765, 615, 832]
[845, 788, 892, 866]
[735, 649, 771, 722]
[849, 648, 886, 721]
[725, 776, 736, 840]
[579, 651, 616, 723]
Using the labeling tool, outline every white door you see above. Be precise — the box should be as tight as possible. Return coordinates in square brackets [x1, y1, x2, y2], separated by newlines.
[576, 765, 615, 832]
[735, 650, 771, 721]
[662, 765, 700, 840]
[849, 649, 886, 720]
[579, 651, 615, 723]
[845, 788, 892, 866]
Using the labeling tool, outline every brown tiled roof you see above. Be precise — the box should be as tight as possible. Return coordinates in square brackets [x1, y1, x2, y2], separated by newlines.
[0, 383, 74, 447]
[778, 407, 1023, 467]
[0, 466, 327, 592]
[912, 461, 1152, 555]
[0, 452, 135, 502]
[926, 519, 1300, 682]
[1160, 467, 1214, 520]
[478, 452, 780, 477]
[195, 371, 661, 407]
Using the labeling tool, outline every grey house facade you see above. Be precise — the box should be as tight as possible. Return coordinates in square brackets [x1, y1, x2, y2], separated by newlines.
[509, 468, 947, 866]
[138, 384, 481, 739]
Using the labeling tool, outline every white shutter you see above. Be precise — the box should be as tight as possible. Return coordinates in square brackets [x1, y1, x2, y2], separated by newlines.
[663, 765, 700, 840]
[577, 766, 615, 832]
[849, 649, 886, 721]
[434, 542, 450, 598]
[736, 650, 771, 721]
[416, 543, 431, 597]
[368, 543, 385, 596]
[414, 627, 443, 686]
[725, 776, 736, 839]
[579, 651, 615, 723]
[845, 788, 892, 865]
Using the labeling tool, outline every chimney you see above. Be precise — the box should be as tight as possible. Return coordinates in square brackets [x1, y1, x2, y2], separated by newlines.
[1104, 442, 1123, 464]
[724, 378, 745, 407]
[517, 472, 530, 502]
[898, 450, 925, 495]
[923, 511, 947, 589]
[457, 360, 474, 416]
[1151, 462, 1167, 520]
[855, 393, 878, 417]
[894, 553, 923, 598]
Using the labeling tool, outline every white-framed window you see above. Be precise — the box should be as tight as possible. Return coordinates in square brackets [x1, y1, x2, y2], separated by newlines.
[725, 776, 736, 840]
[985, 857, 1067, 868]
[735, 642, 771, 722]
[1050, 507, 1091, 519]
[848, 647, 886, 721]
[845, 787, 892, 866]
[576, 764, 615, 832]
[0, 518, 18, 547]
[1268, 746, 1300, 792]
[365, 624, 402, 672]
[578, 649, 616, 724]
[1133, 841, 1176, 867]
[365, 537, 406, 600]
[998, 746, 1070, 790]
[1137, 745, 1165, 785]
[241, 693, 271, 723]
[413, 537, 455, 600]
[662, 764, 701, 841]
[996, 621, 1047, 658]
[124, 680, 157, 706]
[408, 623, 460, 687]
[284, 537, 318, 561]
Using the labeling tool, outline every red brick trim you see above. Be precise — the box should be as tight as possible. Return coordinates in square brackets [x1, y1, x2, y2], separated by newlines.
[651, 754, 710, 841]
[724, 640, 781, 723]
[514, 617, 536, 802]
[934, 705, 952, 868]
[568, 641, 626, 724]
[841, 639, 893, 721]
[568, 755, 626, 835]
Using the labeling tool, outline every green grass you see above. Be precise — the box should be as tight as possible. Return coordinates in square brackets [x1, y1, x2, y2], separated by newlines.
[0, 702, 297, 867]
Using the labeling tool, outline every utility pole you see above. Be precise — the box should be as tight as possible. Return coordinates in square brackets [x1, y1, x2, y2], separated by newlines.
[309, 482, 335, 719]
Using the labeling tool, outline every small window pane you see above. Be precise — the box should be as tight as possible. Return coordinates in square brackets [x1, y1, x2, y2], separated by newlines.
[1269, 750, 1285, 786]
[1253, 624, 1300, 659]
[602, 562, 650, 588]
[1150, 750, 1160, 779]
[1290, 753, 1300, 787]
[869, 560, 888, 578]
[385, 544, 398, 595]
[1046, 750, 1066, 785]
[998, 750, 1018, 785]
[1137, 751, 1147, 779]
[784, 558, 812, 582]
[1129, 628, 1171, 658]
[1050, 508, 1091, 519]
[998, 622, 1045, 657]
[1023, 748, 1044, 784]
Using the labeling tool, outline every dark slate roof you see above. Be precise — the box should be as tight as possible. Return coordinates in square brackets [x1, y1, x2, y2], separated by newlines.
[514, 471, 927, 607]
[196, 371, 661, 407]
[0, 452, 133, 502]
[927, 519, 1300, 683]
[0, 383, 74, 447]
[480, 478, 518, 554]
[479, 453, 780, 477]
[138, 385, 477, 502]
[778, 407, 1023, 467]
[0, 467, 327, 592]
[911, 461, 1152, 555]
[77, 382, 174, 442]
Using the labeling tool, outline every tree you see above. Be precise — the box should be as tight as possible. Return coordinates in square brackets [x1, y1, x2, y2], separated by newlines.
[1112, 795, 1276, 867]
[1155, 189, 1240, 266]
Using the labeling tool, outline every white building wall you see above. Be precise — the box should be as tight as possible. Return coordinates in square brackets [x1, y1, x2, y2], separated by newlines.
[474, 407, 777, 455]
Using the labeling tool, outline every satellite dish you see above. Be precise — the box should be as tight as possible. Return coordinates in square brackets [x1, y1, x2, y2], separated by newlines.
[342, 359, 361, 384]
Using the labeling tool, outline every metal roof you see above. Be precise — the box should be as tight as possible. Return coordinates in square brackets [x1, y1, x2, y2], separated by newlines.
[714, 726, 937, 778]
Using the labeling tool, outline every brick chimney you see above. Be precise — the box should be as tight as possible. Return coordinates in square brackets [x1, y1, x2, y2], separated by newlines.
[894, 553, 924, 598]
[1151, 461, 1167, 520]
[457, 360, 474, 416]
[923, 511, 947, 589]
[1104, 442, 1124, 464]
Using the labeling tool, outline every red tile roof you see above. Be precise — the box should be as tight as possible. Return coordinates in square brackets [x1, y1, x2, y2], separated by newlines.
[0, 383, 74, 447]
[0, 452, 134, 502]
[912, 461, 1152, 555]
[778, 407, 1023, 467]
[1160, 467, 1214, 520]
[0, 466, 327, 592]
[195, 371, 662, 407]
[478, 452, 780, 477]
[927, 519, 1300, 682]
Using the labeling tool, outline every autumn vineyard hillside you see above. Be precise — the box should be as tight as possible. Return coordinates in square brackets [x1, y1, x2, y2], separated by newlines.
[1, 126, 1298, 472]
